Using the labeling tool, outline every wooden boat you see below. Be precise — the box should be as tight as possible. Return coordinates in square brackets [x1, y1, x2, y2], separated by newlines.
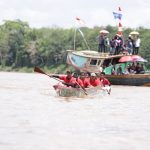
[105, 74, 150, 86]
[53, 83, 105, 98]
[34, 66, 110, 97]
[66, 50, 150, 86]
[66, 50, 124, 73]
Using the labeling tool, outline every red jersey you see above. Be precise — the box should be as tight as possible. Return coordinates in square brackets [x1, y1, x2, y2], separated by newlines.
[59, 75, 76, 84]
[75, 78, 84, 87]
[81, 78, 91, 88]
[90, 78, 101, 87]
[100, 78, 110, 86]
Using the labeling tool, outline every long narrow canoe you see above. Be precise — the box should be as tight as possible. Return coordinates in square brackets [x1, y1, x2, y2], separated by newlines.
[53, 83, 105, 98]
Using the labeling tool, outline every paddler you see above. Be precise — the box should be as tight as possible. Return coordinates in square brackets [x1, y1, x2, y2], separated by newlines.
[89, 73, 102, 87]
[50, 70, 77, 87]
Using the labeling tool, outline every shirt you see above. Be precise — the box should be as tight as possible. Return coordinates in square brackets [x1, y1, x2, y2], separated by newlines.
[90, 78, 101, 87]
[100, 78, 110, 86]
[59, 75, 76, 84]
[81, 78, 91, 88]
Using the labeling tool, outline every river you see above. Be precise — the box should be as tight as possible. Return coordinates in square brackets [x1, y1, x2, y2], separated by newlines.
[0, 72, 150, 150]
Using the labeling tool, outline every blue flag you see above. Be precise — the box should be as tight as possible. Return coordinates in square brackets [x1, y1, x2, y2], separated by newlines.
[113, 12, 122, 20]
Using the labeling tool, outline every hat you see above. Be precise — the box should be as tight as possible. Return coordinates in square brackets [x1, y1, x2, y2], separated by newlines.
[91, 73, 96, 76]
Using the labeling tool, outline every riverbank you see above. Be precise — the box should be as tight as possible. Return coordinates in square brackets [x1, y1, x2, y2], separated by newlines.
[0, 64, 76, 74]
[0, 65, 150, 74]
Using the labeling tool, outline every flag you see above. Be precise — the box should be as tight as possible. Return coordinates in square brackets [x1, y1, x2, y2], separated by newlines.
[118, 22, 122, 28]
[118, 22, 123, 35]
[113, 12, 122, 20]
[118, 7, 121, 11]
[113, 7, 123, 35]
[75, 17, 85, 26]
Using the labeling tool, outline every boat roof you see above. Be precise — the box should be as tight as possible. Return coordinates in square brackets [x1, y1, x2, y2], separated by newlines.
[66, 50, 124, 59]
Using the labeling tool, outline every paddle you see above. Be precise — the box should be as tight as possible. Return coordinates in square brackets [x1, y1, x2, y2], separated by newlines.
[102, 86, 111, 95]
[74, 79, 88, 95]
[34, 67, 67, 85]
[34, 67, 88, 95]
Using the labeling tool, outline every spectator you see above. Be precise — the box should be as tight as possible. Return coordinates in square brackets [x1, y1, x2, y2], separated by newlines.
[135, 63, 141, 74]
[139, 64, 145, 74]
[134, 36, 141, 54]
[117, 64, 123, 75]
[126, 36, 133, 55]
[97, 33, 106, 53]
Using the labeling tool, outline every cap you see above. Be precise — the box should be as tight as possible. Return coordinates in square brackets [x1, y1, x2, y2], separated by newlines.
[91, 73, 96, 76]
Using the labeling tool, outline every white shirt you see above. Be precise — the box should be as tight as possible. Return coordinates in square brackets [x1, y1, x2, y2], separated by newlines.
[135, 38, 141, 47]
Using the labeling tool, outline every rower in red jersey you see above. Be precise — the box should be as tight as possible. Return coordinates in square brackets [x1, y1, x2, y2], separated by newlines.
[99, 72, 111, 94]
[89, 73, 102, 87]
[79, 72, 91, 88]
[50, 70, 76, 87]
[99, 72, 111, 87]
[72, 72, 84, 87]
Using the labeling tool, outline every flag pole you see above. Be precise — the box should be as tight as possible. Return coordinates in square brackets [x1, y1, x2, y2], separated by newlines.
[75, 17, 90, 50]
[73, 27, 77, 50]
[77, 28, 90, 50]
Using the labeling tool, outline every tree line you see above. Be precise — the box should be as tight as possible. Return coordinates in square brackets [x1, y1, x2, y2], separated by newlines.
[0, 19, 150, 71]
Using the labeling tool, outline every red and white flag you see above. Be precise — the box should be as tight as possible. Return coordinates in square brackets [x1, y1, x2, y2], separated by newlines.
[75, 17, 86, 26]
[118, 7, 123, 35]
[118, 22, 123, 28]
[118, 22, 123, 35]
[118, 7, 122, 11]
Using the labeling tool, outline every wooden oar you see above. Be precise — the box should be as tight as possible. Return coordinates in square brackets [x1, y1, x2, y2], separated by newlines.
[102, 86, 111, 95]
[34, 67, 66, 84]
[74, 80, 88, 95]
[34, 67, 88, 95]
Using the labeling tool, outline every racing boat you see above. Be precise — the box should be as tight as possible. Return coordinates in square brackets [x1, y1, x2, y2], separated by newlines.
[53, 83, 109, 98]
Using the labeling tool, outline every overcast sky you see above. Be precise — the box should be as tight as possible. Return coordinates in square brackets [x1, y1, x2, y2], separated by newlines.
[0, 0, 150, 29]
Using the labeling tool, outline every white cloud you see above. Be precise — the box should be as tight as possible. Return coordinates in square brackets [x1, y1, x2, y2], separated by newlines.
[0, 0, 150, 28]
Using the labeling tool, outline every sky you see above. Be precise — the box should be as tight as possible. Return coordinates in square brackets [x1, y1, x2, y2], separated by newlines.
[0, 0, 150, 29]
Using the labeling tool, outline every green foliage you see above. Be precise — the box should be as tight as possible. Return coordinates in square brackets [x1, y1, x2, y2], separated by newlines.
[0, 19, 150, 72]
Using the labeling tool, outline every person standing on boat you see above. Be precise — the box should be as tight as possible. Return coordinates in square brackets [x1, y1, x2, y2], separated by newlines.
[134, 36, 141, 55]
[110, 37, 116, 55]
[114, 35, 122, 55]
[89, 73, 102, 87]
[126, 36, 133, 55]
[50, 70, 77, 87]
[104, 35, 110, 53]
[97, 33, 106, 53]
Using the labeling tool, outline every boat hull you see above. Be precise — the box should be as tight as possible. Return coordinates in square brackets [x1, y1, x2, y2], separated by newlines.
[105, 74, 150, 86]
[53, 84, 103, 98]
[66, 50, 124, 73]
